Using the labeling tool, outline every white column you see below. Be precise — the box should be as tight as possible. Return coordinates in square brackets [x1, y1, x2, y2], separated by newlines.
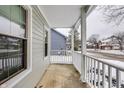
[71, 27, 74, 64]
[48, 28, 51, 64]
[80, 7, 87, 82]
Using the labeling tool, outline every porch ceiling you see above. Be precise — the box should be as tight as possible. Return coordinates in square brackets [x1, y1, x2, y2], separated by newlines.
[39, 5, 83, 28]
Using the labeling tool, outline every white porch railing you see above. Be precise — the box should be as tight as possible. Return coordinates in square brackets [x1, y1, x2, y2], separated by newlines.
[73, 51, 124, 88]
[73, 51, 81, 74]
[50, 50, 72, 64]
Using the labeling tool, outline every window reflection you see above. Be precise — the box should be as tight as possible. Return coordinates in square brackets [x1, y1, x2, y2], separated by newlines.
[0, 5, 26, 84]
[0, 16, 10, 35]
[0, 35, 24, 83]
[0, 5, 26, 38]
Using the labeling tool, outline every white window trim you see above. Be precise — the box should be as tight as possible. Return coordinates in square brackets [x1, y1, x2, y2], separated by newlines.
[0, 5, 32, 88]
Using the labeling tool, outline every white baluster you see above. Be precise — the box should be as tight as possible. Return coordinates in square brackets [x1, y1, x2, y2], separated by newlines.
[98, 62, 100, 88]
[94, 60, 96, 87]
[116, 69, 121, 88]
[108, 66, 112, 88]
[102, 63, 105, 88]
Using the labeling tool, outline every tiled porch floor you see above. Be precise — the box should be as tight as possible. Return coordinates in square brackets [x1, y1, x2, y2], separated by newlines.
[36, 64, 89, 88]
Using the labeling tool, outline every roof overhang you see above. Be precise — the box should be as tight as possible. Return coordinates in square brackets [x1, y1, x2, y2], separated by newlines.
[39, 5, 84, 28]
[39, 5, 95, 28]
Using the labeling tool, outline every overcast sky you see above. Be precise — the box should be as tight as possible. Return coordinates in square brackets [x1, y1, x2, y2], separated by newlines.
[55, 28, 71, 37]
[55, 6, 124, 40]
[87, 7, 124, 40]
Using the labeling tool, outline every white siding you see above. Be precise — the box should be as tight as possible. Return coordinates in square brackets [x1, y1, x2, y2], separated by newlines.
[13, 6, 50, 88]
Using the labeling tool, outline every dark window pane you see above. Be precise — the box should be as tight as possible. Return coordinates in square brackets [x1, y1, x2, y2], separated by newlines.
[0, 35, 9, 82]
[0, 35, 25, 84]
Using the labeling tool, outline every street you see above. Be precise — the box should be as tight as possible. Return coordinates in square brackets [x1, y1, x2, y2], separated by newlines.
[87, 50, 124, 62]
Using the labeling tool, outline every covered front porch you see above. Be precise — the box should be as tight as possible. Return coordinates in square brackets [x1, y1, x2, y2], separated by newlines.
[39, 5, 124, 88]
[31, 5, 124, 88]
[0, 5, 124, 88]
[37, 5, 93, 88]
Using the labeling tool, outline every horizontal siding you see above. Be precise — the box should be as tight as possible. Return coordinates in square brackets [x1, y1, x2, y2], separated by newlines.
[14, 6, 49, 88]
[51, 30, 66, 50]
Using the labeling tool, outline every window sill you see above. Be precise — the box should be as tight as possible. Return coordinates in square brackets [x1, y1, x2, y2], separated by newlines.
[0, 68, 32, 88]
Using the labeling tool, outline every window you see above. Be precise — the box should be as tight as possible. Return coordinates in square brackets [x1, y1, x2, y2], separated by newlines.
[0, 5, 27, 85]
[45, 31, 48, 57]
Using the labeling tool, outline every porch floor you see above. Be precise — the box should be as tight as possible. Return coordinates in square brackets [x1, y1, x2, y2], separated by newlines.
[36, 64, 89, 88]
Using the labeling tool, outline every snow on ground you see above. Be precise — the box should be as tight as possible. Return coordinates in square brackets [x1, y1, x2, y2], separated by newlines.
[98, 50, 124, 55]
[99, 58, 124, 71]
[75, 51, 124, 87]
[100, 59, 124, 80]
[87, 49, 124, 55]
[90, 58, 124, 87]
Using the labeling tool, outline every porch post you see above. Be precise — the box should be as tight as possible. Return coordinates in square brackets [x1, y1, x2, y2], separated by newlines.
[80, 7, 87, 82]
[71, 27, 74, 64]
[48, 28, 51, 64]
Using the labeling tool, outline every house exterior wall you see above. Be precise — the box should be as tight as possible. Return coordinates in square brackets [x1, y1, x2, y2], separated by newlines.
[51, 29, 66, 50]
[13, 6, 50, 88]
[99, 37, 121, 50]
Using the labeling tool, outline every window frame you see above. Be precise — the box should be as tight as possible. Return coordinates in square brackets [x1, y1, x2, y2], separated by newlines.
[0, 5, 32, 88]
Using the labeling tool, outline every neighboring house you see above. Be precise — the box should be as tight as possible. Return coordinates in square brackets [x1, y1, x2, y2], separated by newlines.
[110, 36, 124, 50]
[99, 38, 113, 50]
[51, 29, 67, 50]
[99, 36, 120, 50]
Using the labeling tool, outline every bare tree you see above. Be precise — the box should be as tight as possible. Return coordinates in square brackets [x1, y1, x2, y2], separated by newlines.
[88, 34, 99, 50]
[98, 5, 124, 25]
[112, 32, 124, 51]
[68, 29, 80, 51]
